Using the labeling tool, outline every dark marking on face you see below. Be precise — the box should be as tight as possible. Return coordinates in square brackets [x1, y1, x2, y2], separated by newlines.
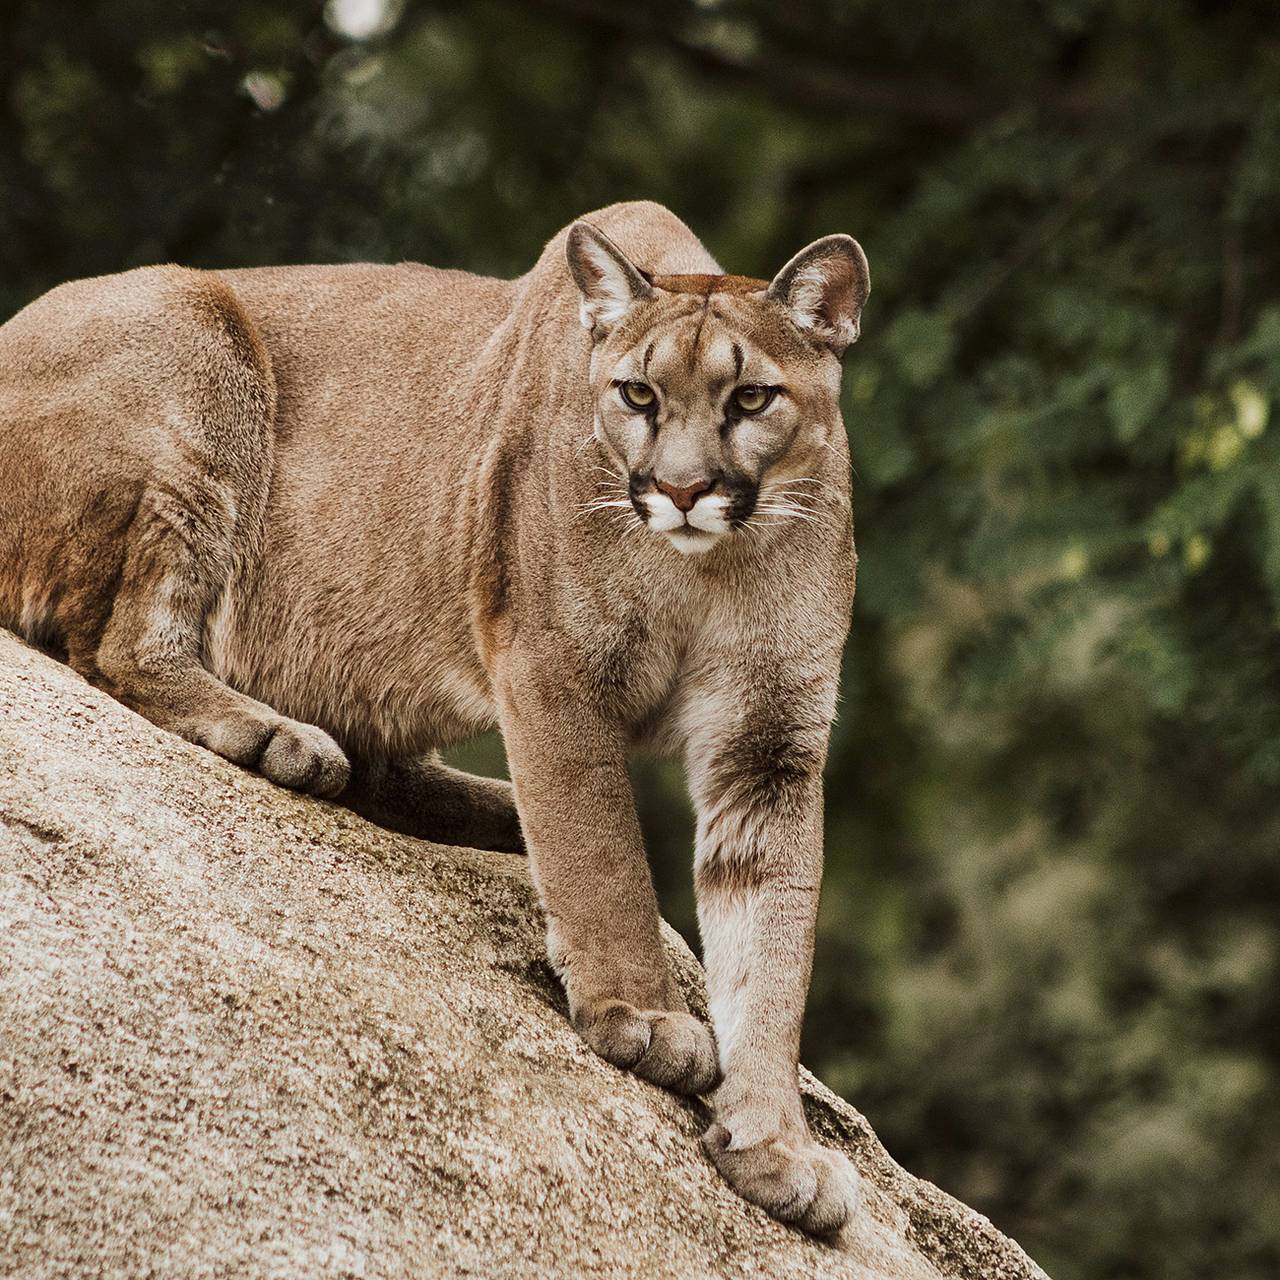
[687, 296, 712, 371]
[628, 470, 651, 522]
[720, 473, 760, 526]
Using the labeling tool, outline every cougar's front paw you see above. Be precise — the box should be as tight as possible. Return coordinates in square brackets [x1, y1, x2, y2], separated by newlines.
[575, 1000, 720, 1095]
[702, 1122, 861, 1236]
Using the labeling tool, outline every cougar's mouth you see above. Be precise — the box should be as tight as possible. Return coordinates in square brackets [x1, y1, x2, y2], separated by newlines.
[627, 478, 752, 555]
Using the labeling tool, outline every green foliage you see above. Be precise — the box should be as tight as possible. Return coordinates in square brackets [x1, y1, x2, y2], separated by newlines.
[3, 2, 1279, 1275]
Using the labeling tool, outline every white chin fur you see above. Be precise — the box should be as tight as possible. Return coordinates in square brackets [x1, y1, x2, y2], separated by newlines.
[665, 528, 722, 555]
[687, 494, 731, 533]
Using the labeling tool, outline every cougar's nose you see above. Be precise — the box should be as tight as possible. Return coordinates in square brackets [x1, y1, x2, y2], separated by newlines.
[655, 478, 713, 512]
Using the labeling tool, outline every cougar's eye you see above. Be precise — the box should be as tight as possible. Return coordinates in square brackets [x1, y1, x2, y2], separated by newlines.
[732, 385, 774, 414]
[619, 381, 656, 410]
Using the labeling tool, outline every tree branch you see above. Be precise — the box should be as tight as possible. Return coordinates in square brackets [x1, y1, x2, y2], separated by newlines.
[517, 0, 1128, 130]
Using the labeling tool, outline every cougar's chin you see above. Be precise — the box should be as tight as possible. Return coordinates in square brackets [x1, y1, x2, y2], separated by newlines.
[664, 527, 724, 555]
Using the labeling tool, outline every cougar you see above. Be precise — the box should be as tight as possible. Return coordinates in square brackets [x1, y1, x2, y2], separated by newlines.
[0, 201, 869, 1235]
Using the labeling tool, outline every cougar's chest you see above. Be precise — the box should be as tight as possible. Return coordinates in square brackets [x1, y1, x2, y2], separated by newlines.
[588, 600, 718, 750]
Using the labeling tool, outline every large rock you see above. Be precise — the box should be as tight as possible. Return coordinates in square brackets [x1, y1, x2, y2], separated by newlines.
[0, 631, 1049, 1280]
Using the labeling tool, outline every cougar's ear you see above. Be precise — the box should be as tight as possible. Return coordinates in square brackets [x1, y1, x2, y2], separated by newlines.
[566, 221, 654, 337]
[767, 234, 870, 355]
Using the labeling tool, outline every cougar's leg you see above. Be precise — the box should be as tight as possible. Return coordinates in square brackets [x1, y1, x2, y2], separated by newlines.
[66, 273, 348, 798]
[345, 754, 524, 852]
[90, 475, 349, 799]
[493, 653, 719, 1095]
[684, 665, 860, 1236]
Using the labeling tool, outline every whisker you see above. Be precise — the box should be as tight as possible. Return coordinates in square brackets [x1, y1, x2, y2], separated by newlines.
[757, 501, 824, 515]
[768, 477, 841, 499]
[762, 484, 835, 504]
[759, 503, 819, 517]
[573, 498, 636, 523]
[754, 499, 825, 517]
[750, 504, 826, 527]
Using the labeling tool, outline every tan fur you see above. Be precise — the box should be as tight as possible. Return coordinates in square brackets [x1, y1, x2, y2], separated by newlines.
[648, 272, 769, 294]
[0, 201, 869, 1234]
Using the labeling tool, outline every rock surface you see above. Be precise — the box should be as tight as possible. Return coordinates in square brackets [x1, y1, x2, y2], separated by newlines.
[0, 631, 1050, 1280]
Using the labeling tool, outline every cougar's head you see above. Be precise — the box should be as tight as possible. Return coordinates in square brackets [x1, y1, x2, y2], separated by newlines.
[567, 220, 868, 555]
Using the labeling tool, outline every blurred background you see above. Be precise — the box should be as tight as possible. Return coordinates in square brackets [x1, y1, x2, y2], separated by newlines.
[3, 1, 1278, 1275]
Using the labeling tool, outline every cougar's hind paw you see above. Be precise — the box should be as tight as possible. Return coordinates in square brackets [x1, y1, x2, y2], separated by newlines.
[192, 710, 350, 798]
[258, 719, 350, 797]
